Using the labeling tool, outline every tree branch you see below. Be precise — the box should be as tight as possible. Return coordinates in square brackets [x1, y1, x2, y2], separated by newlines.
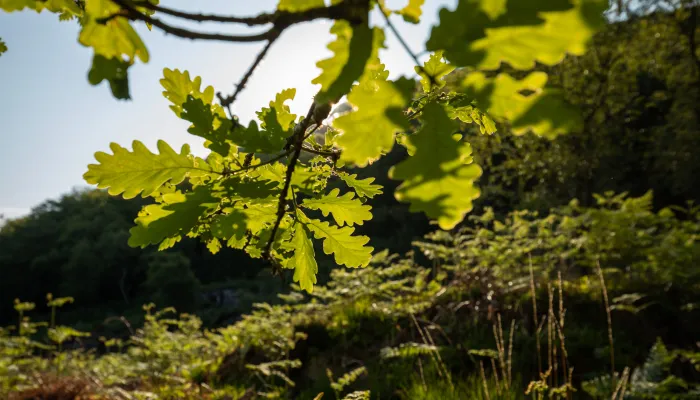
[218, 37, 279, 110]
[263, 100, 333, 264]
[108, 0, 363, 44]
[302, 145, 341, 159]
[130, 0, 352, 27]
[377, 3, 434, 85]
[110, 0, 278, 43]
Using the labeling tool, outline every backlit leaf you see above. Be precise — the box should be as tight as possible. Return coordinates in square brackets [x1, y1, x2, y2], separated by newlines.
[129, 188, 220, 249]
[301, 211, 372, 268]
[286, 222, 318, 293]
[211, 210, 248, 248]
[334, 75, 413, 167]
[1, 0, 81, 14]
[302, 188, 372, 226]
[160, 68, 223, 118]
[79, 0, 149, 63]
[463, 72, 581, 138]
[313, 21, 379, 104]
[417, 50, 454, 93]
[277, 0, 324, 12]
[0, 38, 6, 55]
[181, 96, 233, 156]
[390, 102, 482, 230]
[337, 172, 383, 198]
[396, 0, 425, 24]
[427, 0, 607, 69]
[84, 140, 214, 199]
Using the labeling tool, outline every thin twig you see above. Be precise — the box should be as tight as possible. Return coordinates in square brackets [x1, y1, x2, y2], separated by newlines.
[219, 37, 280, 109]
[301, 145, 341, 159]
[377, 3, 421, 68]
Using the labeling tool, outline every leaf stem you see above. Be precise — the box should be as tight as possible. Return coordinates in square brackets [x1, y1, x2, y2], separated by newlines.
[377, 2, 434, 86]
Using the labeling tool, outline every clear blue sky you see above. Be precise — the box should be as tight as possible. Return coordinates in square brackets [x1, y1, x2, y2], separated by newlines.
[0, 0, 452, 219]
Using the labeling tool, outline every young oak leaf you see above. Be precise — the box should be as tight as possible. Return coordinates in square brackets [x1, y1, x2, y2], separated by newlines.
[300, 211, 372, 268]
[277, 0, 324, 12]
[417, 50, 455, 93]
[79, 0, 149, 63]
[255, 88, 297, 144]
[1, 0, 81, 16]
[463, 72, 581, 138]
[181, 96, 233, 156]
[129, 188, 219, 249]
[284, 222, 318, 293]
[427, 0, 607, 70]
[160, 68, 223, 118]
[390, 102, 482, 230]
[87, 55, 131, 100]
[302, 188, 372, 226]
[337, 172, 383, 198]
[334, 75, 414, 167]
[396, 0, 425, 24]
[84, 140, 213, 199]
[313, 21, 379, 104]
[211, 210, 248, 249]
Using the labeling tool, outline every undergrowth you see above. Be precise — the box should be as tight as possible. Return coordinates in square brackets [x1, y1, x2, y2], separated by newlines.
[2, 192, 699, 399]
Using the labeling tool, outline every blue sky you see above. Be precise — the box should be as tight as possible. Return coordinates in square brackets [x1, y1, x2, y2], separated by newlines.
[0, 0, 453, 219]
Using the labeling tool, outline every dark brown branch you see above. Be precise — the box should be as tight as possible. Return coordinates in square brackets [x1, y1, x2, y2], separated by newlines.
[108, 0, 362, 44]
[131, 0, 352, 27]
[302, 145, 340, 159]
[110, 0, 277, 42]
[219, 37, 279, 109]
[263, 100, 333, 263]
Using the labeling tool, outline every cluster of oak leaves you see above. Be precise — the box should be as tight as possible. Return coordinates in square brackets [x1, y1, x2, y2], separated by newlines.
[0, 0, 608, 292]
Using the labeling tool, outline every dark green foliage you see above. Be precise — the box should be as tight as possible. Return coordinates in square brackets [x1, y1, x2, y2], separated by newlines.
[463, 8, 700, 214]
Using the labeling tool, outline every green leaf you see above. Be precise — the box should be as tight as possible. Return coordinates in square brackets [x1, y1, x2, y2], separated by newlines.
[396, 0, 425, 24]
[1, 0, 81, 14]
[277, 0, 324, 12]
[417, 50, 454, 93]
[181, 96, 233, 156]
[313, 21, 379, 104]
[301, 211, 372, 268]
[302, 188, 372, 226]
[390, 102, 482, 230]
[87, 55, 131, 100]
[218, 177, 279, 203]
[79, 0, 149, 63]
[463, 72, 581, 138]
[0, 38, 6, 56]
[160, 68, 223, 118]
[445, 97, 497, 135]
[84, 140, 214, 199]
[254, 88, 296, 149]
[334, 75, 414, 167]
[337, 172, 383, 198]
[211, 210, 248, 248]
[285, 222, 318, 293]
[129, 188, 219, 249]
[427, 0, 607, 69]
